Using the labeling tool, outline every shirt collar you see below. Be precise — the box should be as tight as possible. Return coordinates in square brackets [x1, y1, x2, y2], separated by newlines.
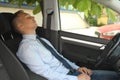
[23, 34, 37, 40]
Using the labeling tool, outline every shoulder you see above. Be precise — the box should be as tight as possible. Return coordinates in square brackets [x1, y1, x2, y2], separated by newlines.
[18, 39, 38, 52]
[17, 39, 38, 57]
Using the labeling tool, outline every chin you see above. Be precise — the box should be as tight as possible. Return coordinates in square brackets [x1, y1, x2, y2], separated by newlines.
[34, 25, 38, 29]
[35, 25, 38, 28]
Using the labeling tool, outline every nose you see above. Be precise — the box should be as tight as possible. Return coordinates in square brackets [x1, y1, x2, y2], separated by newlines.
[31, 16, 36, 22]
[31, 16, 35, 21]
[31, 16, 34, 19]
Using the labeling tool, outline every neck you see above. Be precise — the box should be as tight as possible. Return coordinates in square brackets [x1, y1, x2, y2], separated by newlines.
[22, 30, 36, 35]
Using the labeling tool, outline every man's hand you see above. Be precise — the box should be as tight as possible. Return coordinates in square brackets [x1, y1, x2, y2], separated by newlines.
[77, 73, 91, 80]
[78, 67, 92, 76]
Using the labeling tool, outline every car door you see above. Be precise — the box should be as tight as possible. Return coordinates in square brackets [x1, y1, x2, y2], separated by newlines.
[42, 0, 114, 70]
[59, 31, 110, 70]
[58, 0, 120, 70]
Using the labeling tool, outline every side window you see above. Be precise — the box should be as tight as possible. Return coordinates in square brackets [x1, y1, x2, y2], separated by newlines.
[60, 10, 95, 37]
[59, 1, 120, 40]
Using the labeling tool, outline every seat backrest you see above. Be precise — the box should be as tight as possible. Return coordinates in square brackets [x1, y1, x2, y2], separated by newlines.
[0, 58, 11, 80]
[0, 13, 22, 53]
[0, 39, 30, 80]
[0, 12, 30, 80]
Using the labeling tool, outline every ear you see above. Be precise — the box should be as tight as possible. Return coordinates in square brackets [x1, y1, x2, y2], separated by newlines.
[16, 23, 25, 32]
[18, 23, 24, 29]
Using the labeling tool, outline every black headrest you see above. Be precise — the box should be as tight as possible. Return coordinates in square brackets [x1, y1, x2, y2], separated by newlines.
[0, 12, 22, 41]
[0, 13, 14, 34]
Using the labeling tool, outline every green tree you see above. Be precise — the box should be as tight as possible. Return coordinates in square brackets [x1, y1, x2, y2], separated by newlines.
[7, 0, 42, 14]
[6, 0, 115, 25]
[59, 0, 116, 26]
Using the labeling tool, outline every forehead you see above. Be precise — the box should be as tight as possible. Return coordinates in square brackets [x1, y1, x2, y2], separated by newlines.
[18, 12, 30, 18]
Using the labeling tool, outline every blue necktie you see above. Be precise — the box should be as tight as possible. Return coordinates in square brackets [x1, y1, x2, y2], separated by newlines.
[36, 36, 74, 70]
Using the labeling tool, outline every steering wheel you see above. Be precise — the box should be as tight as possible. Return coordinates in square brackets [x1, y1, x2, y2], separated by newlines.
[95, 33, 120, 67]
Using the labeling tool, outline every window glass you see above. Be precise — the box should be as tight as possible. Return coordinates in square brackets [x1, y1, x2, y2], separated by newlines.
[59, 1, 120, 40]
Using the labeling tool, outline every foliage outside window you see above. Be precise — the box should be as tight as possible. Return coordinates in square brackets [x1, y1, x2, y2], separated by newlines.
[59, 0, 116, 26]
[0, 0, 116, 25]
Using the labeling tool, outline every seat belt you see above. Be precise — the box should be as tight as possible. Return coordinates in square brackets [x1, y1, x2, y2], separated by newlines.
[46, 9, 54, 41]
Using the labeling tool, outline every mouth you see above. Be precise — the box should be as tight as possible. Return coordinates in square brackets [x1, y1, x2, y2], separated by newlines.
[34, 21, 37, 26]
[33, 20, 37, 23]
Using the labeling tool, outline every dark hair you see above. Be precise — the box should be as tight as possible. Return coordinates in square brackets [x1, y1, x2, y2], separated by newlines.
[11, 10, 25, 33]
[12, 10, 24, 28]
[12, 10, 24, 20]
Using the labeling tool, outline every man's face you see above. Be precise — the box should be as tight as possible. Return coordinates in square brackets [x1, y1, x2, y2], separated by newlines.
[18, 12, 37, 31]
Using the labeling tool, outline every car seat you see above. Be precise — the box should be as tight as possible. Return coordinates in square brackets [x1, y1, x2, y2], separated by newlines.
[0, 12, 47, 80]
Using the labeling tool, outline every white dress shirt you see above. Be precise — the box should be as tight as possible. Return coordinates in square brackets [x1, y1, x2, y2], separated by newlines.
[17, 34, 79, 80]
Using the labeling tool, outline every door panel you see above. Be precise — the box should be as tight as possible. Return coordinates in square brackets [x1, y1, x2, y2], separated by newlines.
[59, 31, 110, 69]
[62, 39, 102, 69]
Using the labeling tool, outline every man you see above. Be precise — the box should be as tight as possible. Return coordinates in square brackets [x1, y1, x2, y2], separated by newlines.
[12, 10, 119, 80]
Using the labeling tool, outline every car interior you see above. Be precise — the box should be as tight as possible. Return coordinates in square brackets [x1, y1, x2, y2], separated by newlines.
[0, 12, 120, 80]
[0, 0, 120, 80]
